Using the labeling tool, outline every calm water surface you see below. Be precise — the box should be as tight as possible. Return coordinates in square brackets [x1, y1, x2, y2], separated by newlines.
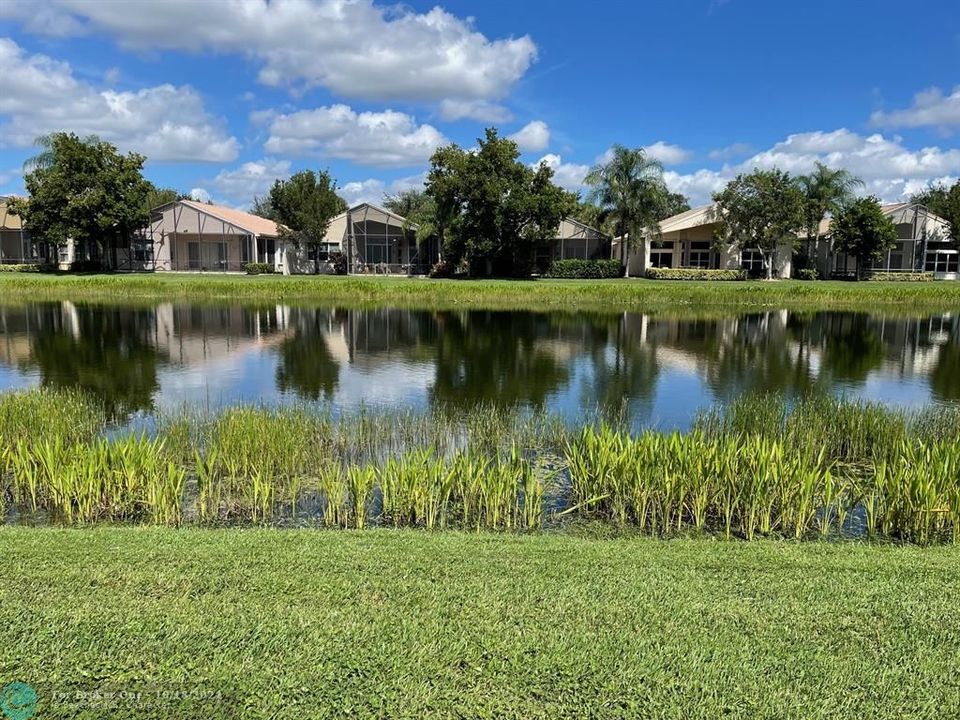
[1, 301, 957, 428]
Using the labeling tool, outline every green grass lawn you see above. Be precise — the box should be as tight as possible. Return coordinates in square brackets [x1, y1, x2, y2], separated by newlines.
[2, 527, 959, 719]
[3, 272, 960, 311]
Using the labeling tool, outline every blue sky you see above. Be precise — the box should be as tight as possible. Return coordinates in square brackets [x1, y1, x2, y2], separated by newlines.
[1, 0, 958, 209]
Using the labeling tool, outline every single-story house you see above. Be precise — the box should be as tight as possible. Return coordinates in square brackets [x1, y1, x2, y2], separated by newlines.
[615, 202, 955, 279]
[298, 202, 434, 275]
[813, 203, 955, 280]
[141, 199, 284, 272]
[0, 196, 33, 264]
[535, 218, 610, 273]
[613, 204, 795, 278]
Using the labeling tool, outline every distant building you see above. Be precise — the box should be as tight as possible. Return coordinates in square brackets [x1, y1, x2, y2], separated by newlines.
[614, 202, 956, 279]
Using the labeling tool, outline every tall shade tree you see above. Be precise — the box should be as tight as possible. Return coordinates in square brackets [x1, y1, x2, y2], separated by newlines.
[262, 170, 346, 274]
[142, 186, 182, 215]
[796, 162, 864, 265]
[424, 129, 570, 276]
[712, 168, 806, 279]
[911, 180, 960, 244]
[583, 145, 669, 274]
[10, 132, 153, 265]
[831, 196, 898, 279]
[383, 188, 440, 254]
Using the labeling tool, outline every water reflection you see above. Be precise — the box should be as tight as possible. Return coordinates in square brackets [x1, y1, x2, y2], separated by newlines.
[0, 302, 957, 428]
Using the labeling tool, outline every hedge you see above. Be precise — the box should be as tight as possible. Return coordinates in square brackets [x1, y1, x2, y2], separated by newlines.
[0, 263, 40, 273]
[243, 262, 275, 275]
[544, 259, 625, 279]
[867, 271, 935, 282]
[646, 267, 747, 281]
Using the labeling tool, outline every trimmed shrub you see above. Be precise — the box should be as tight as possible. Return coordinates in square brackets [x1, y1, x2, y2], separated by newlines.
[646, 267, 747, 281]
[69, 259, 103, 272]
[327, 252, 347, 275]
[243, 262, 274, 275]
[544, 259, 625, 279]
[0, 263, 40, 273]
[797, 268, 819, 281]
[429, 260, 455, 279]
[867, 271, 934, 282]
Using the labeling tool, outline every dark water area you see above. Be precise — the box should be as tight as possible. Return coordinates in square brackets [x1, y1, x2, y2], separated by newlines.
[1, 301, 957, 429]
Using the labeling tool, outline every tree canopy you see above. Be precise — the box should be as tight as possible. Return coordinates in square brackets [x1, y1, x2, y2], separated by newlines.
[712, 168, 806, 279]
[259, 170, 346, 273]
[795, 162, 863, 242]
[911, 180, 960, 244]
[424, 129, 571, 276]
[383, 188, 439, 246]
[583, 145, 671, 270]
[831, 196, 898, 279]
[10, 133, 153, 257]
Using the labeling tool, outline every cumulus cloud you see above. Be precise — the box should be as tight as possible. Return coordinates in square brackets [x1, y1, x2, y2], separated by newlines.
[644, 141, 693, 165]
[871, 87, 960, 130]
[664, 128, 960, 206]
[210, 158, 292, 205]
[708, 142, 754, 161]
[0, 38, 238, 162]
[439, 100, 513, 123]
[339, 172, 428, 207]
[189, 188, 211, 203]
[264, 105, 447, 167]
[509, 121, 551, 152]
[1, 0, 537, 103]
[534, 153, 590, 192]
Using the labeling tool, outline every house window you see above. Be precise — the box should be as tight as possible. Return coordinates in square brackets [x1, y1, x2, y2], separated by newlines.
[926, 252, 959, 274]
[741, 249, 764, 272]
[132, 241, 153, 263]
[188, 242, 201, 269]
[650, 250, 672, 268]
[561, 239, 588, 260]
[365, 241, 391, 264]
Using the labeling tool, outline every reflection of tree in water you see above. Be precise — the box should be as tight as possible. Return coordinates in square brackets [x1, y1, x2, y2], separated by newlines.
[927, 318, 960, 402]
[430, 310, 570, 408]
[814, 313, 885, 385]
[577, 313, 660, 418]
[275, 308, 342, 401]
[20, 303, 161, 418]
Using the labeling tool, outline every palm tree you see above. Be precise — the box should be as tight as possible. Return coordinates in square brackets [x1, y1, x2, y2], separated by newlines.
[583, 145, 669, 276]
[796, 162, 864, 272]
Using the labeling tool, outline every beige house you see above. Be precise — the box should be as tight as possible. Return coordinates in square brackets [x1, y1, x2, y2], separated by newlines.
[535, 217, 610, 272]
[295, 202, 432, 275]
[142, 200, 284, 272]
[614, 204, 794, 277]
[0, 196, 33, 264]
[818, 203, 954, 279]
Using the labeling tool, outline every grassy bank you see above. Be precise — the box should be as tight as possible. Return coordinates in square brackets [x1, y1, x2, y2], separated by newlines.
[3, 272, 960, 311]
[2, 527, 959, 719]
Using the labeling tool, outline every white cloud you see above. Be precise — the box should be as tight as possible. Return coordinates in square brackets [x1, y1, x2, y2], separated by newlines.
[339, 172, 427, 207]
[871, 86, 960, 129]
[189, 188, 211, 203]
[708, 142, 753, 161]
[210, 158, 292, 205]
[439, 100, 513, 123]
[1, 0, 537, 104]
[0, 38, 238, 162]
[265, 105, 447, 167]
[644, 141, 693, 165]
[508, 120, 550, 152]
[534, 153, 590, 192]
[664, 128, 960, 206]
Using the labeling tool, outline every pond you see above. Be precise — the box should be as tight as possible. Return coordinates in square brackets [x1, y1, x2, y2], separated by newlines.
[0, 301, 957, 428]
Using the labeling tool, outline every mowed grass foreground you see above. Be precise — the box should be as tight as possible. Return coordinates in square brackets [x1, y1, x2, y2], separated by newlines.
[4, 272, 960, 310]
[2, 527, 959, 719]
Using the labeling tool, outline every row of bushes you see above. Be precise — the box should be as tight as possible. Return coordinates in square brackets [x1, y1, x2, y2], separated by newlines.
[0, 264, 41, 273]
[243, 262, 276, 275]
[867, 271, 935, 282]
[543, 259, 625, 279]
[645, 267, 747, 281]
